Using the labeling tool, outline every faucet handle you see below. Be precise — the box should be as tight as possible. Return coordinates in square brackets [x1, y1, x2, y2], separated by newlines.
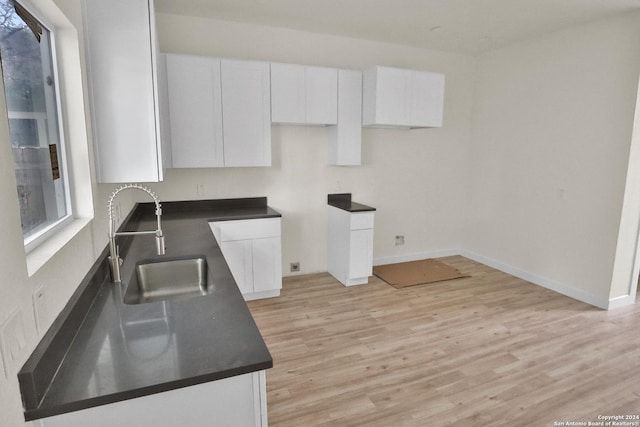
[156, 235, 165, 256]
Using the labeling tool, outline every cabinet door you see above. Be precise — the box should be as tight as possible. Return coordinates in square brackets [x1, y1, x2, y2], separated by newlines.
[84, 0, 163, 182]
[409, 71, 445, 127]
[37, 371, 266, 427]
[220, 240, 253, 294]
[270, 63, 305, 124]
[305, 66, 338, 125]
[328, 69, 362, 166]
[166, 54, 223, 168]
[349, 229, 373, 279]
[252, 237, 282, 293]
[221, 59, 272, 167]
[363, 66, 409, 126]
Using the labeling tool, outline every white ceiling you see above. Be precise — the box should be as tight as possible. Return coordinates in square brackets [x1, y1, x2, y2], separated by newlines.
[154, 0, 640, 54]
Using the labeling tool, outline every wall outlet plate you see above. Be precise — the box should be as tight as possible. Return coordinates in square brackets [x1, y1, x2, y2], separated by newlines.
[0, 309, 27, 378]
[290, 262, 300, 272]
[395, 235, 405, 246]
[33, 285, 48, 335]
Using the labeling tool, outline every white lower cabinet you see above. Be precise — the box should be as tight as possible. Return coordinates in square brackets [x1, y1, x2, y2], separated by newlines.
[210, 218, 282, 300]
[35, 371, 267, 427]
[327, 206, 375, 286]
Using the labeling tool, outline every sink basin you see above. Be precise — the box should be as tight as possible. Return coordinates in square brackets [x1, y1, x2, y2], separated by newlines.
[123, 256, 210, 305]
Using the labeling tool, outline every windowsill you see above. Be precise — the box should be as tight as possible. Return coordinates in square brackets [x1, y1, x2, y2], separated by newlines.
[26, 217, 92, 276]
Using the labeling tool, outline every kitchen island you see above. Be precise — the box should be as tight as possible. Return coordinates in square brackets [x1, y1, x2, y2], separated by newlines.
[18, 198, 279, 426]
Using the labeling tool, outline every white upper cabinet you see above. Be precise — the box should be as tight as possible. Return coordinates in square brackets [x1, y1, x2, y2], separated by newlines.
[328, 69, 362, 166]
[83, 0, 166, 183]
[166, 54, 224, 168]
[164, 55, 271, 168]
[362, 66, 445, 128]
[271, 63, 338, 125]
[221, 59, 272, 167]
[305, 66, 338, 124]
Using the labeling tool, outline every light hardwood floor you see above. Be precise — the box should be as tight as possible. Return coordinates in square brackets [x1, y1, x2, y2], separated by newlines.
[247, 256, 640, 427]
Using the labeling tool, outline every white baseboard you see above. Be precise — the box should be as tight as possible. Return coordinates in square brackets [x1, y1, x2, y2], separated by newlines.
[374, 249, 613, 310]
[607, 294, 636, 310]
[459, 250, 610, 310]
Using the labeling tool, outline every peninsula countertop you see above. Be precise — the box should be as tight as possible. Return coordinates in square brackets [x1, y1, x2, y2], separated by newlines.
[19, 198, 279, 421]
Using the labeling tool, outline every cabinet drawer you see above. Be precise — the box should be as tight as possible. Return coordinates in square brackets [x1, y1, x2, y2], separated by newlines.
[211, 218, 281, 242]
[350, 212, 374, 230]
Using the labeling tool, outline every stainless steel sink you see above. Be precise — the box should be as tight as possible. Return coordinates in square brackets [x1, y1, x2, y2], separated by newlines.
[123, 256, 210, 305]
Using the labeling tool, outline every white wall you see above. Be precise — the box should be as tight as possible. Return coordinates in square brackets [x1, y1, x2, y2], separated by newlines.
[154, 14, 477, 275]
[0, 0, 108, 425]
[466, 12, 640, 307]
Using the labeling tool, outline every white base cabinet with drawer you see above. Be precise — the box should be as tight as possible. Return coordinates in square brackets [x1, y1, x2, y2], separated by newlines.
[35, 371, 267, 427]
[327, 206, 375, 286]
[209, 218, 282, 300]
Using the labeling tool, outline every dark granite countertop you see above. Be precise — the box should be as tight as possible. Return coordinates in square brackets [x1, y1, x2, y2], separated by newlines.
[18, 198, 279, 421]
[328, 193, 376, 212]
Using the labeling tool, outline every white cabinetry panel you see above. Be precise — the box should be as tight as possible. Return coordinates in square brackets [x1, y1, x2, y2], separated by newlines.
[210, 218, 282, 300]
[221, 59, 272, 167]
[252, 237, 282, 293]
[220, 240, 253, 294]
[166, 54, 223, 168]
[349, 229, 374, 279]
[36, 371, 267, 427]
[362, 65, 444, 128]
[328, 69, 362, 166]
[84, 0, 165, 182]
[165, 56, 271, 168]
[327, 206, 375, 286]
[271, 63, 337, 125]
[270, 63, 305, 124]
[306, 66, 338, 125]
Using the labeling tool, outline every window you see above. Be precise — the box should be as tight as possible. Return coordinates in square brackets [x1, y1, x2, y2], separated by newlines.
[0, 0, 71, 252]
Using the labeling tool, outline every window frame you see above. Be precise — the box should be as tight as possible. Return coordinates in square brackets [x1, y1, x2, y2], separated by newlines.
[2, 0, 74, 253]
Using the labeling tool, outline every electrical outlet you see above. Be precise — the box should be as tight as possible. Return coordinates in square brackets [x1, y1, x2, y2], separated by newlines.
[197, 183, 206, 196]
[290, 262, 300, 272]
[33, 286, 48, 335]
[395, 235, 405, 246]
[0, 310, 27, 378]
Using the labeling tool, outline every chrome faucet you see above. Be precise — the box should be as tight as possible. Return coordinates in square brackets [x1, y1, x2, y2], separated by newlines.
[108, 183, 165, 283]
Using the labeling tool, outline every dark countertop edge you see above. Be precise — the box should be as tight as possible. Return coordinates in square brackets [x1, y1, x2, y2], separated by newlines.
[18, 250, 111, 411]
[19, 197, 278, 420]
[18, 203, 147, 411]
[151, 197, 269, 214]
[206, 211, 282, 222]
[327, 193, 376, 212]
[23, 360, 273, 421]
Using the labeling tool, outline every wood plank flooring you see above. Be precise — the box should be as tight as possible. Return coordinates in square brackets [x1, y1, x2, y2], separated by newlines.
[247, 256, 640, 426]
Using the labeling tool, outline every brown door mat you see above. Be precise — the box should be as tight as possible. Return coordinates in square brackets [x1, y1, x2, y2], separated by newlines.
[373, 259, 470, 289]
